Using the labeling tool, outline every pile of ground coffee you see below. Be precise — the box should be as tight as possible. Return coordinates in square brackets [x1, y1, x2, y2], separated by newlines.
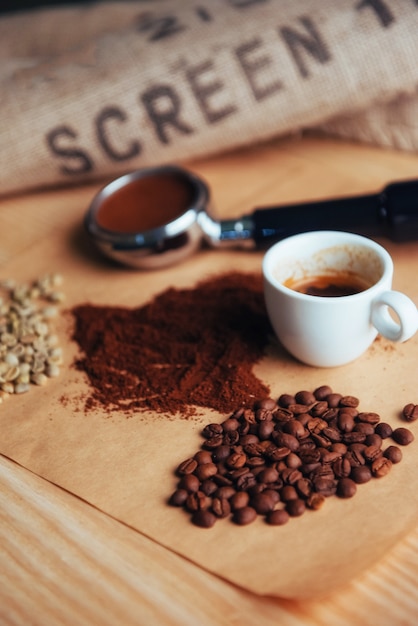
[71, 272, 271, 416]
[169, 386, 415, 528]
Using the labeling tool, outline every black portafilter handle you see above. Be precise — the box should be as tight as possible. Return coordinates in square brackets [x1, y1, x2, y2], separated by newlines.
[249, 179, 418, 245]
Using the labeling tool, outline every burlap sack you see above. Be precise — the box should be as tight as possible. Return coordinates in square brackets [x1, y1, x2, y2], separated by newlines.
[1, 0, 418, 196]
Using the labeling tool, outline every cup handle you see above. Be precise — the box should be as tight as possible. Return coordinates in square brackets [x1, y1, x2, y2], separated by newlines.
[371, 290, 418, 342]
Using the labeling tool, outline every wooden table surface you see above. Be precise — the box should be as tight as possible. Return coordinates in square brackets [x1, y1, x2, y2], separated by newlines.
[1, 135, 418, 626]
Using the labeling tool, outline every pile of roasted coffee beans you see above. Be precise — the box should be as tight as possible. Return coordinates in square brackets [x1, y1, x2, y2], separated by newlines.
[169, 387, 415, 528]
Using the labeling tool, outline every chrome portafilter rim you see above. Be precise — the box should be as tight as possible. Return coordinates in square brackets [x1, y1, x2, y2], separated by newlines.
[84, 165, 212, 269]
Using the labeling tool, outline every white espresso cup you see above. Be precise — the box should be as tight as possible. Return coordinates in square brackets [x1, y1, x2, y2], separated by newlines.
[263, 231, 418, 367]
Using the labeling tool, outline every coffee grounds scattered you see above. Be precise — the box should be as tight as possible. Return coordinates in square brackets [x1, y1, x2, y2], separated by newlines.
[71, 272, 272, 416]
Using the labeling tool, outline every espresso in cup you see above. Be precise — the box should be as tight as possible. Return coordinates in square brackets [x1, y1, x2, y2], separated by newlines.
[263, 231, 418, 367]
[285, 271, 372, 298]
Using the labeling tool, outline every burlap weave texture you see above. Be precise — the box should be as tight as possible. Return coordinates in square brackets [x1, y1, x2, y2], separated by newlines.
[1, 0, 417, 195]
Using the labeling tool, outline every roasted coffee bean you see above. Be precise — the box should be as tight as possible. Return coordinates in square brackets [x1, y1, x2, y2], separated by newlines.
[357, 411, 380, 425]
[236, 472, 257, 491]
[274, 407, 294, 422]
[239, 434, 259, 446]
[344, 449, 365, 467]
[212, 445, 231, 463]
[202, 423, 223, 438]
[194, 450, 213, 465]
[311, 433, 332, 449]
[195, 462, 218, 481]
[221, 417, 240, 432]
[212, 471, 232, 486]
[169, 489, 188, 506]
[364, 433, 382, 448]
[228, 467, 250, 482]
[326, 393, 342, 408]
[384, 445, 402, 464]
[363, 445, 382, 463]
[301, 462, 321, 474]
[333, 457, 351, 478]
[299, 448, 321, 463]
[200, 479, 218, 496]
[242, 408, 257, 424]
[343, 431, 366, 444]
[223, 430, 240, 445]
[337, 477, 357, 498]
[340, 395, 359, 408]
[212, 497, 231, 518]
[259, 440, 274, 451]
[203, 435, 224, 449]
[266, 509, 290, 525]
[178, 474, 200, 493]
[226, 451, 247, 469]
[306, 493, 326, 510]
[280, 485, 298, 501]
[354, 422, 375, 436]
[286, 498, 306, 517]
[230, 491, 249, 510]
[331, 442, 347, 455]
[271, 430, 299, 452]
[246, 456, 266, 468]
[265, 445, 290, 461]
[286, 452, 302, 468]
[307, 417, 327, 434]
[371, 456, 392, 478]
[281, 468, 303, 485]
[314, 385, 333, 400]
[321, 408, 339, 421]
[186, 491, 210, 512]
[402, 403, 418, 422]
[192, 509, 217, 528]
[298, 439, 316, 452]
[258, 420, 275, 440]
[295, 412, 311, 426]
[340, 407, 359, 417]
[322, 427, 342, 443]
[215, 485, 236, 500]
[313, 476, 337, 496]
[296, 477, 312, 498]
[233, 506, 257, 525]
[251, 492, 276, 514]
[262, 488, 280, 504]
[243, 442, 264, 457]
[283, 419, 306, 439]
[176, 458, 198, 475]
[310, 401, 329, 417]
[392, 427, 414, 446]
[257, 467, 279, 484]
[295, 390, 316, 405]
[375, 422, 393, 439]
[255, 407, 274, 422]
[256, 397, 278, 411]
[278, 393, 295, 408]
[311, 464, 334, 480]
[288, 403, 311, 415]
[321, 450, 342, 464]
[350, 465, 372, 484]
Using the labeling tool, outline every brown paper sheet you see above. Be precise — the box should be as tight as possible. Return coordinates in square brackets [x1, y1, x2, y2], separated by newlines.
[1, 159, 418, 600]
